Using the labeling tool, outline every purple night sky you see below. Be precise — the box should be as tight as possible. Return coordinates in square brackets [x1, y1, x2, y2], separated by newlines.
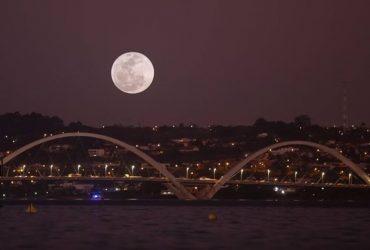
[1, 1, 370, 126]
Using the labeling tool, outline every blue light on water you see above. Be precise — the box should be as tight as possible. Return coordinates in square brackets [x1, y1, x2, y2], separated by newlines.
[90, 192, 103, 200]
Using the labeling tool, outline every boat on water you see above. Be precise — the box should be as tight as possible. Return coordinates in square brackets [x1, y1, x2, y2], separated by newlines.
[25, 203, 38, 214]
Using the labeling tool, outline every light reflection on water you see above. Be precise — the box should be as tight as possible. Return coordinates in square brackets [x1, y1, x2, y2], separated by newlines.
[1, 205, 370, 249]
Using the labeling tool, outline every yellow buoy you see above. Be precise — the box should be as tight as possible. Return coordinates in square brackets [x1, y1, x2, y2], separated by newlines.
[208, 212, 217, 221]
[25, 203, 38, 214]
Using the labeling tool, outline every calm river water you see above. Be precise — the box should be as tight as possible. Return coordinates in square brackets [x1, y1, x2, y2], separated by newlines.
[1, 202, 370, 249]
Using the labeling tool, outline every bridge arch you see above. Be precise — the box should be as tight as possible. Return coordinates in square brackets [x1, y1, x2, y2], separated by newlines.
[1, 132, 196, 200]
[205, 140, 370, 199]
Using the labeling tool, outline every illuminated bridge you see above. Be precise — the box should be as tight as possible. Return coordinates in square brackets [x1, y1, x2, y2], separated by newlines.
[1, 132, 369, 200]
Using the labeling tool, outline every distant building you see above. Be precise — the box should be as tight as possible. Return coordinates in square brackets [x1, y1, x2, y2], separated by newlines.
[179, 147, 200, 153]
[172, 138, 196, 147]
[257, 132, 269, 138]
[47, 144, 72, 153]
[88, 149, 105, 157]
[270, 147, 298, 156]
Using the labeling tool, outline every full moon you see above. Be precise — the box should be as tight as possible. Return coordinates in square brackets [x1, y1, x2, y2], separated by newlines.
[111, 52, 154, 94]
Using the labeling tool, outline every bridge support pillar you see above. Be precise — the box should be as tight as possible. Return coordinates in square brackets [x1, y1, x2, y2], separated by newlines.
[194, 184, 212, 200]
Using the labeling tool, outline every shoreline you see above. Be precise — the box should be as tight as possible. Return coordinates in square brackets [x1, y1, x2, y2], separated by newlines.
[2, 199, 370, 207]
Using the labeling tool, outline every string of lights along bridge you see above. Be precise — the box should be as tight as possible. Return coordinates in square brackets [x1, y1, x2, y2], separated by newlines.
[1, 132, 369, 200]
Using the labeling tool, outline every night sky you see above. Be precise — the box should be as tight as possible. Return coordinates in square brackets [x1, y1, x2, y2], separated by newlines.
[1, 1, 370, 127]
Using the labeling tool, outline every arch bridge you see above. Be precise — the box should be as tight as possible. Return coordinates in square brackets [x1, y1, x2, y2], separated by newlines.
[1, 133, 369, 200]
[0, 132, 196, 200]
[202, 141, 370, 199]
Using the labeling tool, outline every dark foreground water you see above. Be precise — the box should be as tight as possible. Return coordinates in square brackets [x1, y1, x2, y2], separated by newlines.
[1, 202, 370, 249]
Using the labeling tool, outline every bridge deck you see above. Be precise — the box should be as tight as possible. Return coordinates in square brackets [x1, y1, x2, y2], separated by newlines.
[1, 176, 368, 189]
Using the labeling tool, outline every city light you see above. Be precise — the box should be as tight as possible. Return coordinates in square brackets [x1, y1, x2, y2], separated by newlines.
[240, 169, 244, 181]
[186, 167, 189, 179]
[77, 164, 81, 174]
[267, 169, 271, 182]
[105, 164, 108, 176]
[213, 168, 217, 179]
[132, 165, 135, 176]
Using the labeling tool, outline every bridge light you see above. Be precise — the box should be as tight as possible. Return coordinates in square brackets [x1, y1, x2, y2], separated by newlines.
[321, 172, 325, 183]
[50, 165, 53, 177]
[105, 164, 108, 176]
[213, 168, 216, 179]
[186, 167, 189, 179]
[267, 169, 271, 182]
[294, 171, 298, 183]
[131, 165, 135, 176]
[240, 169, 244, 181]
[77, 164, 81, 174]
[348, 173, 352, 184]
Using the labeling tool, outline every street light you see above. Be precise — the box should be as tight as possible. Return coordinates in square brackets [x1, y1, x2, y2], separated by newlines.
[105, 164, 108, 176]
[213, 168, 216, 179]
[50, 164, 53, 177]
[22, 164, 26, 176]
[131, 165, 135, 176]
[321, 172, 325, 183]
[240, 169, 244, 181]
[294, 171, 298, 183]
[267, 169, 270, 182]
[77, 164, 81, 174]
[186, 167, 189, 179]
[348, 173, 352, 185]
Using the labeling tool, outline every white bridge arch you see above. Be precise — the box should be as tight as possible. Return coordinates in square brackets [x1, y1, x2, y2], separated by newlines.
[204, 140, 370, 199]
[2, 136, 369, 200]
[1, 132, 196, 200]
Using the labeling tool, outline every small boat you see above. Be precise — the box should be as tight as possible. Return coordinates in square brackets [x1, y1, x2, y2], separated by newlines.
[25, 203, 38, 214]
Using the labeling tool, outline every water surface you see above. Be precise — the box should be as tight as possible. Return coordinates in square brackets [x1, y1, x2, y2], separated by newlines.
[1, 204, 369, 249]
